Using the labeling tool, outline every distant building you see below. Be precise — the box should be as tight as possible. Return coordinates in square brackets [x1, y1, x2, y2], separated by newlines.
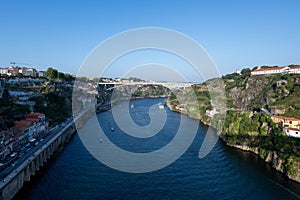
[7, 66, 21, 76]
[0, 66, 39, 77]
[0, 131, 14, 158]
[271, 116, 300, 138]
[19, 67, 38, 77]
[9, 113, 46, 149]
[271, 116, 300, 129]
[289, 65, 300, 74]
[251, 65, 300, 76]
[25, 113, 46, 136]
[38, 71, 45, 77]
[285, 127, 300, 138]
[251, 66, 290, 76]
[25, 112, 45, 122]
[12, 120, 33, 148]
[0, 80, 3, 98]
[206, 108, 218, 117]
[0, 68, 8, 75]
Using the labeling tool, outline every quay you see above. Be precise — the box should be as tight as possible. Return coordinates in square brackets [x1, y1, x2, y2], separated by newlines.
[0, 103, 110, 200]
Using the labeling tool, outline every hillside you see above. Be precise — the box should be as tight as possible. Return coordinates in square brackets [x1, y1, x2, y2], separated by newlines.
[223, 72, 300, 118]
[168, 68, 300, 183]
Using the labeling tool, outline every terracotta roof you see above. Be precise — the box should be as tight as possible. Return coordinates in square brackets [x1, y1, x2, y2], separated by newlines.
[14, 120, 32, 129]
[12, 120, 33, 137]
[252, 67, 287, 73]
[286, 127, 300, 131]
[25, 113, 45, 122]
[271, 116, 300, 121]
[290, 65, 300, 69]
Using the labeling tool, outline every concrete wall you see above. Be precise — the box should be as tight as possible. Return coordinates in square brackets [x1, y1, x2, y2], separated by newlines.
[0, 124, 76, 200]
[0, 104, 109, 200]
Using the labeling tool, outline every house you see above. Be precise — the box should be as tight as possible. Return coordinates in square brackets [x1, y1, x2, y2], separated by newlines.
[0, 131, 14, 158]
[25, 113, 46, 136]
[175, 104, 187, 112]
[0, 68, 8, 75]
[271, 116, 300, 128]
[289, 65, 300, 74]
[10, 113, 46, 149]
[25, 112, 46, 122]
[271, 116, 300, 138]
[251, 66, 300, 76]
[12, 120, 33, 148]
[251, 66, 290, 76]
[19, 67, 38, 77]
[0, 80, 3, 98]
[206, 108, 218, 117]
[38, 71, 45, 77]
[285, 127, 300, 138]
[7, 66, 21, 76]
[0, 66, 39, 77]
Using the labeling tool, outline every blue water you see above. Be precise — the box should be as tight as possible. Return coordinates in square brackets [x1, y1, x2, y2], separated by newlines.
[14, 98, 300, 199]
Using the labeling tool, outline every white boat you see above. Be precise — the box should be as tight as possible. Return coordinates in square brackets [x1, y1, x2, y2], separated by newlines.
[111, 127, 115, 131]
[130, 104, 134, 109]
[158, 103, 164, 110]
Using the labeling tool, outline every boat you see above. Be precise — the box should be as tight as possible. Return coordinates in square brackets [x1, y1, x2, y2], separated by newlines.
[130, 104, 134, 109]
[99, 139, 103, 143]
[111, 127, 115, 131]
[158, 103, 164, 110]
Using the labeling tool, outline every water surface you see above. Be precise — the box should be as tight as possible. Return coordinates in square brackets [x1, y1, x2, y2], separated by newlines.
[14, 98, 300, 199]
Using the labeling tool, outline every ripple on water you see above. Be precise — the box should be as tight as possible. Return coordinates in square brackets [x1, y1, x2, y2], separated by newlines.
[13, 98, 300, 200]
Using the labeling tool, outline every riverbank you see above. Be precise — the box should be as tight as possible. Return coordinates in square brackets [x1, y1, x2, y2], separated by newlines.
[13, 97, 300, 200]
[165, 100, 300, 184]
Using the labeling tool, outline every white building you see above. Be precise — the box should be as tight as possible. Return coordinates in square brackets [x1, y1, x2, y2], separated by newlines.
[288, 65, 300, 74]
[285, 127, 300, 138]
[0, 68, 8, 75]
[251, 66, 300, 76]
[38, 71, 45, 77]
[19, 67, 38, 77]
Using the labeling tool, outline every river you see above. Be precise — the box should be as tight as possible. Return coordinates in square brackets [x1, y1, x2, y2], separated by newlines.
[14, 98, 300, 199]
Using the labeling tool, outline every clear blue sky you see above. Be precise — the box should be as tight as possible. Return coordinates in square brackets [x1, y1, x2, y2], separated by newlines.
[1, 0, 300, 80]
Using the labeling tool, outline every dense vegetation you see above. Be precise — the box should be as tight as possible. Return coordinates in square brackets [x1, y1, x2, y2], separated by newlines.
[131, 85, 170, 98]
[0, 89, 30, 130]
[168, 66, 300, 179]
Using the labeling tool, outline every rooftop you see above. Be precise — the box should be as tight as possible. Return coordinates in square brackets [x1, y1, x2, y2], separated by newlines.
[252, 66, 287, 72]
[286, 127, 300, 131]
[271, 116, 300, 121]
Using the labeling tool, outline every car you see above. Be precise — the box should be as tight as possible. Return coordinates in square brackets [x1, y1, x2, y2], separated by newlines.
[29, 138, 36, 143]
[10, 153, 17, 157]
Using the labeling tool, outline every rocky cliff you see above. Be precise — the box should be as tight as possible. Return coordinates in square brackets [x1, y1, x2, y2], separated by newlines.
[168, 71, 300, 183]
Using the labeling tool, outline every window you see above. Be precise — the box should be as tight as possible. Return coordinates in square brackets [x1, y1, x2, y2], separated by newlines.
[290, 121, 292, 124]
[296, 132, 298, 134]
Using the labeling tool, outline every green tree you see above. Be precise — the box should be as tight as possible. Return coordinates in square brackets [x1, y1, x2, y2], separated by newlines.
[45, 67, 58, 79]
[15, 72, 23, 77]
[241, 68, 251, 77]
[58, 72, 65, 80]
